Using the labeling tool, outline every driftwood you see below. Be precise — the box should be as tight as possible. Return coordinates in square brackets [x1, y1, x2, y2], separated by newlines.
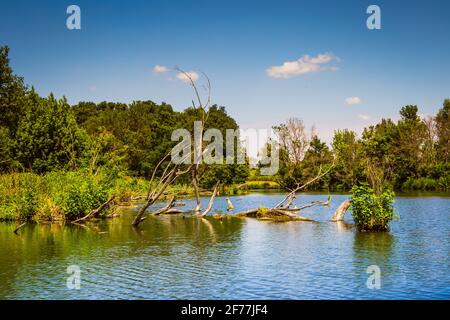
[280, 194, 295, 209]
[174, 202, 186, 207]
[331, 200, 351, 222]
[162, 208, 184, 215]
[274, 165, 334, 209]
[72, 195, 116, 223]
[13, 222, 27, 234]
[132, 69, 213, 227]
[153, 195, 180, 216]
[192, 169, 201, 212]
[130, 195, 147, 201]
[233, 166, 335, 221]
[231, 189, 331, 221]
[132, 162, 189, 226]
[226, 197, 234, 211]
[235, 208, 313, 221]
[198, 181, 220, 217]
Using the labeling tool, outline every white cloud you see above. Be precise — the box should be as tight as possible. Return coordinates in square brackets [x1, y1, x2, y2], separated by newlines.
[153, 65, 168, 74]
[358, 114, 370, 120]
[266, 53, 338, 78]
[345, 96, 361, 105]
[176, 71, 199, 83]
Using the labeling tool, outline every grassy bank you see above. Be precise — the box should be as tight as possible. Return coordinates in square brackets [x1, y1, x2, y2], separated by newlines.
[0, 171, 259, 223]
[0, 171, 196, 222]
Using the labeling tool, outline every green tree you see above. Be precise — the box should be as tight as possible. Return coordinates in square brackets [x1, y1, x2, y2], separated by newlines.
[0, 46, 26, 170]
[331, 129, 364, 190]
[361, 118, 398, 190]
[301, 135, 333, 190]
[0, 46, 26, 133]
[16, 92, 86, 172]
[435, 99, 450, 162]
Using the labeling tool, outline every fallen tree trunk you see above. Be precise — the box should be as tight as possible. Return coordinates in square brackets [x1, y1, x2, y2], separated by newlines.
[73, 195, 116, 223]
[130, 195, 147, 201]
[198, 181, 220, 217]
[13, 222, 27, 234]
[331, 200, 351, 222]
[274, 164, 334, 208]
[161, 208, 184, 215]
[226, 198, 234, 211]
[192, 169, 201, 212]
[153, 195, 176, 215]
[235, 207, 314, 221]
[279, 194, 295, 209]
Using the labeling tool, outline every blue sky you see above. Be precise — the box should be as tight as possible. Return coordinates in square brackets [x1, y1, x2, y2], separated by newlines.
[1, 0, 450, 143]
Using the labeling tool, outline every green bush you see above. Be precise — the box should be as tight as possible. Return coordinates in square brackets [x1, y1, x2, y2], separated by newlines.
[350, 184, 396, 231]
[0, 171, 113, 221]
[54, 175, 109, 220]
[16, 187, 38, 221]
[0, 205, 17, 221]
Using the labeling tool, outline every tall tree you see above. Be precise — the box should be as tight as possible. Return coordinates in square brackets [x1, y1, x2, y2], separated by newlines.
[435, 99, 450, 162]
[16, 92, 86, 172]
[331, 129, 363, 190]
[0, 46, 26, 134]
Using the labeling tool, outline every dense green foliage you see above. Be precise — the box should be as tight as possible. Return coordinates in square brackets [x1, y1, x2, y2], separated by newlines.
[0, 170, 153, 222]
[0, 45, 449, 223]
[0, 46, 248, 221]
[350, 184, 396, 231]
[274, 103, 450, 192]
[0, 46, 248, 180]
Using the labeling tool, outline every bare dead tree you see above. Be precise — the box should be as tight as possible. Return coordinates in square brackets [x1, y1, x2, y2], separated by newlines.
[273, 118, 312, 164]
[234, 167, 334, 221]
[198, 181, 220, 217]
[192, 169, 201, 212]
[274, 164, 334, 209]
[132, 68, 219, 227]
[331, 200, 351, 222]
[73, 195, 117, 223]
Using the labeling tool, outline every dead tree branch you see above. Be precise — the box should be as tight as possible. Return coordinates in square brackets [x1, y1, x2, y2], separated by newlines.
[331, 200, 351, 222]
[72, 195, 116, 223]
[274, 164, 334, 209]
[198, 181, 220, 217]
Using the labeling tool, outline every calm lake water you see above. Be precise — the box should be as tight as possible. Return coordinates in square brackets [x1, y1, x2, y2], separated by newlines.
[0, 193, 449, 300]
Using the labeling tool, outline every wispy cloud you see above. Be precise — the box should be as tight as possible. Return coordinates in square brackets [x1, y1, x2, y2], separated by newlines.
[153, 64, 168, 74]
[345, 96, 361, 106]
[358, 114, 370, 120]
[176, 71, 199, 83]
[266, 53, 338, 78]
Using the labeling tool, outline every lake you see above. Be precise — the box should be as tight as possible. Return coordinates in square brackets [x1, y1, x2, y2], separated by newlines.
[0, 192, 449, 299]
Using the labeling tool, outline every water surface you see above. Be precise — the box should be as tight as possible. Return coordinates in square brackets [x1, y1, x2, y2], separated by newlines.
[0, 193, 449, 299]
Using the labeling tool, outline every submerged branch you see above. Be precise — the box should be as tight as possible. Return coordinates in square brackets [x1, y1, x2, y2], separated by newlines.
[198, 181, 220, 217]
[72, 195, 116, 223]
[331, 200, 351, 222]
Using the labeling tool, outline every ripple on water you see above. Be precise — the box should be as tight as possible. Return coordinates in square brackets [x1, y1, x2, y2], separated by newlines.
[0, 193, 449, 299]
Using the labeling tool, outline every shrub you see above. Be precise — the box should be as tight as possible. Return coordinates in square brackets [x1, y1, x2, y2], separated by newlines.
[35, 197, 62, 221]
[55, 177, 108, 220]
[0, 205, 17, 221]
[402, 177, 438, 191]
[350, 184, 396, 231]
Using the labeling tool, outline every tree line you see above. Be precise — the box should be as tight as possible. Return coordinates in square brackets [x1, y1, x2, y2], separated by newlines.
[271, 101, 449, 192]
[0, 46, 248, 189]
[1, 45, 449, 193]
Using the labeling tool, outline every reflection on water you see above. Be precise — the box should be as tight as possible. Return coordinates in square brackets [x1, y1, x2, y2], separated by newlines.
[0, 193, 449, 299]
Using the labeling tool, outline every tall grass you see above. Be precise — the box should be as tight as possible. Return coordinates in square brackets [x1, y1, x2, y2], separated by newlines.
[0, 171, 112, 222]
